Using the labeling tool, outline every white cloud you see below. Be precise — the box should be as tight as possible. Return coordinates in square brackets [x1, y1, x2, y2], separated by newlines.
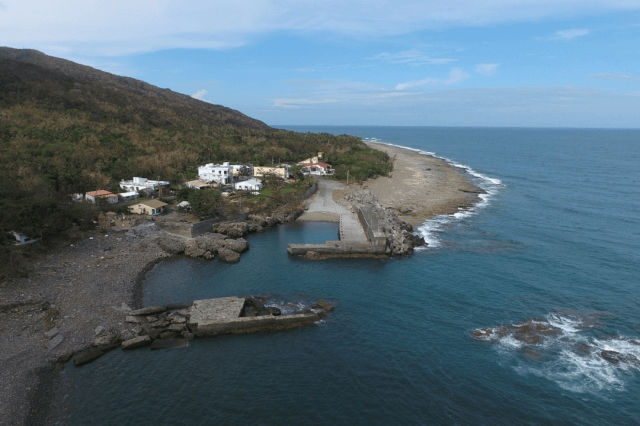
[373, 49, 456, 65]
[549, 28, 590, 40]
[1, 1, 638, 56]
[272, 98, 338, 108]
[257, 86, 640, 128]
[395, 68, 469, 90]
[590, 73, 640, 82]
[475, 63, 499, 76]
[191, 89, 208, 100]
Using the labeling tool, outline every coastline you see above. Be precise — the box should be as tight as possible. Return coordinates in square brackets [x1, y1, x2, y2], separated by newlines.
[340, 142, 485, 227]
[1, 142, 485, 425]
[0, 229, 172, 425]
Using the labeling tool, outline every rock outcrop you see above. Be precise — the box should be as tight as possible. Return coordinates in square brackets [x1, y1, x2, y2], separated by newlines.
[345, 189, 426, 255]
[180, 233, 249, 262]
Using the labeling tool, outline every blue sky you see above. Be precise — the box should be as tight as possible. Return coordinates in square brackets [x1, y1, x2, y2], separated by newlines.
[2, 1, 640, 127]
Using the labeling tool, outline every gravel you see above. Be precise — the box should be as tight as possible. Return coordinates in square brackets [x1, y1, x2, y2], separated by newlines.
[0, 224, 172, 425]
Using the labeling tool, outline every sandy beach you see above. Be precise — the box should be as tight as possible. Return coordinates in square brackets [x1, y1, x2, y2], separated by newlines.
[336, 142, 483, 227]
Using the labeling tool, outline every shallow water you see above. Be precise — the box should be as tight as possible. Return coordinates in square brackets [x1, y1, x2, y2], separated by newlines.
[58, 127, 640, 425]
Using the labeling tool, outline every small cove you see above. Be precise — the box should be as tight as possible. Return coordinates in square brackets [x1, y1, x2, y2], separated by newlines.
[57, 127, 640, 425]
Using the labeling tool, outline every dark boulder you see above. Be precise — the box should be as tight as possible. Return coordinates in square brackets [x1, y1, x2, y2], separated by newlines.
[247, 298, 265, 311]
[91, 333, 119, 347]
[74, 349, 105, 367]
[97, 342, 121, 353]
[601, 350, 639, 365]
[243, 307, 259, 317]
[266, 307, 281, 316]
[160, 331, 178, 339]
[129, 306, 167, 316]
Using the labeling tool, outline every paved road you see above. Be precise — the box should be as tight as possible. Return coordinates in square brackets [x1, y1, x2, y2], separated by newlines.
[303, 179, 367, 243]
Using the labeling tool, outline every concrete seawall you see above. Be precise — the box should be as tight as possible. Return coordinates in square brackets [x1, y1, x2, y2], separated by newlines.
[187, 297, 319, 337]
[288, 179, 388, 256]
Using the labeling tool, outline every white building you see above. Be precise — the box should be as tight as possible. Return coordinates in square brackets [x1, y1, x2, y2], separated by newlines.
[119, 177, 170, 192]
[198, 162, 232, 185]
[234, 178, 263, 194]
[119, 191, 140, 202]
[302, 162, 334, 176]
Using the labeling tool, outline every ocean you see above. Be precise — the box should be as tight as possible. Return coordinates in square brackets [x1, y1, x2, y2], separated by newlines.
[56, 127, 640, 425]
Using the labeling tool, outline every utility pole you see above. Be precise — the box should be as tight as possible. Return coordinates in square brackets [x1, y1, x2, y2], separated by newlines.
[347, 169, 349, 185]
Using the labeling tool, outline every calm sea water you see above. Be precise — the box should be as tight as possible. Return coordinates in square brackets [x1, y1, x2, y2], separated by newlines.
[57, 127, 640, 425]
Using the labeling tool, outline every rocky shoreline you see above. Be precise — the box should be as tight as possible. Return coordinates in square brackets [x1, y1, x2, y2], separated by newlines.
[1, 143, 484, 425]
[0, 205, 309, 425]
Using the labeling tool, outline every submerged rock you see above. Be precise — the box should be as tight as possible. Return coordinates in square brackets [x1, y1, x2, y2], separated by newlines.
[151, 339, 189, 350]
[601, 350, 639, 366]
[472, 320, 561, 346]
[314, 299, 334, 312]
[74, 349, 105, 366]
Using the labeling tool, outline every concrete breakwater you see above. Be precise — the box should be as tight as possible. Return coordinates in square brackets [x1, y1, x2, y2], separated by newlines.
[68, 296, 333, 368]
[288, 184, 425, 257]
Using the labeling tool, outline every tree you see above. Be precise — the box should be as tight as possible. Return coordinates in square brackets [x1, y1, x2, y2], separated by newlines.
[189, 189, 222, 218]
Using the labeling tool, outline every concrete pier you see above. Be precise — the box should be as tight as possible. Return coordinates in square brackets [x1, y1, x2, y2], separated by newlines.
[187, 298, 319, 337]
[289, 179, 387, 256]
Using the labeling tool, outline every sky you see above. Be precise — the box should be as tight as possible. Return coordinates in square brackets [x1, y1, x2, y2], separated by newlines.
[2, 1, 640, 127]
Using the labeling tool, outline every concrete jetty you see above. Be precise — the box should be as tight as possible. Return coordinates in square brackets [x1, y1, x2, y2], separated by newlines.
[289, 179, 387, 256]
[187, 297, 319, 337]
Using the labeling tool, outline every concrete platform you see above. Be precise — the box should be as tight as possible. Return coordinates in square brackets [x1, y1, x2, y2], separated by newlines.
[187, 297, 319, 337]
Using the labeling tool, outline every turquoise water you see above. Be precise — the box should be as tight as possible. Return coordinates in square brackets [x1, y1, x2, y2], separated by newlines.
[58, 127, 640, 425]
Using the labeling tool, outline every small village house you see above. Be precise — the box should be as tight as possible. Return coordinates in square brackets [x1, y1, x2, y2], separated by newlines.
[119, 177, 170, 192]
[128, 199, 168, 216]
[85, 190, 119, 205]
[198, 162, 233, 185]
[253, 166, 290, 179]
[119, 191, 140, 202]
[302, 162, 333, 176]
[297, 152, 324, 166]
[234, 178, 263, 194]
[185, 180, 213, 190]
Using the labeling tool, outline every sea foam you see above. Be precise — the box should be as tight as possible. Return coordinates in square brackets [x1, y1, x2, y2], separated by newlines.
[362, 137, 504, 247]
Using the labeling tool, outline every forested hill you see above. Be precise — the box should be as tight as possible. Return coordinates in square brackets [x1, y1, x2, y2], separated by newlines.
[0, 47, 391, 257]
[0, 47, 270, 130]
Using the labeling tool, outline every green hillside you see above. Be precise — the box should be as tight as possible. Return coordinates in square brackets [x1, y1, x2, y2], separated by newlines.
[0, 47, 391, 274]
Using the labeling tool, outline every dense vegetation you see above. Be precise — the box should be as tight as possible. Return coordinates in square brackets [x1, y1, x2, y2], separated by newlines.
[0, 47, 391, 277]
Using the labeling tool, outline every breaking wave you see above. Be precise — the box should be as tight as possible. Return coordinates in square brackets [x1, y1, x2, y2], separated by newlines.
[472, 311, 640, 394]
[361, 137, 504, 247]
